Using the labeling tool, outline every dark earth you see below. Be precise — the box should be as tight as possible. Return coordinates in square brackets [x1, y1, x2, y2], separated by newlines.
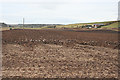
[2, 29, 120, 79]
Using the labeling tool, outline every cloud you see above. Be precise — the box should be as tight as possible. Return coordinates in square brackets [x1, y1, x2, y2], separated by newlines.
[1, 0, 119, 3]
[0, 0, 119, 24]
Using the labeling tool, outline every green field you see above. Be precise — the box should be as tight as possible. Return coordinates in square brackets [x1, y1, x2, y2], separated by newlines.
[56, 21, 119, 29]
[2, 20, 119, 31]
[102, 21, 120, 28]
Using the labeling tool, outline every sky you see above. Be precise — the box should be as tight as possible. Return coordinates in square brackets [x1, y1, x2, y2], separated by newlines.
[0, 0, 119, 24]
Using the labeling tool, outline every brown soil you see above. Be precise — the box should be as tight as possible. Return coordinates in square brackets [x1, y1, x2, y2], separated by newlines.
[2, 29, 120, 48]
[2, 29, 119, 78]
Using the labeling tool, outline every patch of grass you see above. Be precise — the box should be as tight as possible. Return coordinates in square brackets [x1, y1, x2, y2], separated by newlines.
[1, 27, 10, 31]
[101, 21, 119, 28]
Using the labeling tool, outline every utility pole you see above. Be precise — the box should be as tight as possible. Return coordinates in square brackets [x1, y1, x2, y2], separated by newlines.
[118, 1, 120, 20]
[23, 18, 25, 29]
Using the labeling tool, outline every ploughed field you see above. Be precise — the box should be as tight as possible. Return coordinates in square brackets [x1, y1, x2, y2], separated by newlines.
[2, 29, 119, 78]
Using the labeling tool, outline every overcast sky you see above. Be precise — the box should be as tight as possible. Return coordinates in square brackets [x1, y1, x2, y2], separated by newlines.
[0, 0, 119, 24]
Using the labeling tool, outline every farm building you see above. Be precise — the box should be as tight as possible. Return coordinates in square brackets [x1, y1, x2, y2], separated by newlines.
[0, 23, 8, 27]
[92, 24, 104, 28]
[85, 25, 93, 29]
[82, 24, 105, 29]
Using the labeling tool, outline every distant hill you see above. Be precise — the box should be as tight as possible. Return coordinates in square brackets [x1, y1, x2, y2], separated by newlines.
[56, 21, 119, 29]
[1, 21, 119, 30]
[2, 23, 62, 28]
[16, 24, 61, 28]
[101, 21, 120, 28]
